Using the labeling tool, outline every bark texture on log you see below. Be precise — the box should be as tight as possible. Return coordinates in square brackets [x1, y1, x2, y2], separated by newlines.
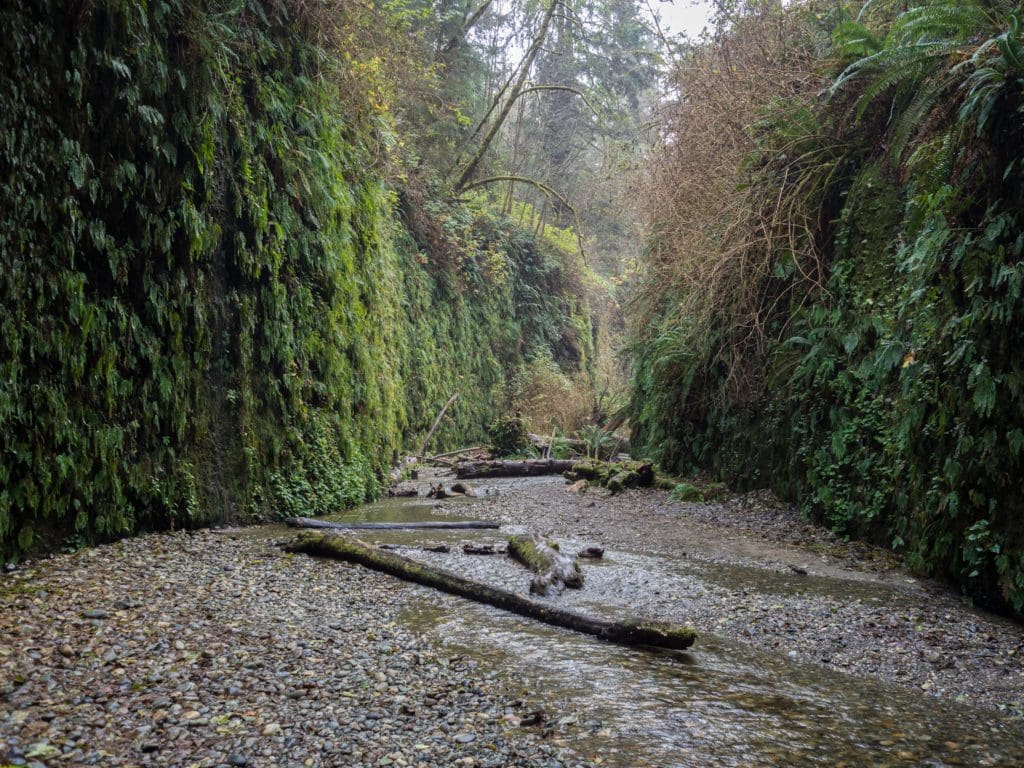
[507, 534, 583, 595]
[454, 458, 575, 479]
[286, 533, 697, 651]
[284, 517, 499, 531]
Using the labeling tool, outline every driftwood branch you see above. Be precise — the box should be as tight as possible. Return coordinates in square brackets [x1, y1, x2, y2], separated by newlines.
[429, 446, 486, 460]
[287, 533, 697, 650]
[418, 393, 459, 458]
[285, 517, 499, 531]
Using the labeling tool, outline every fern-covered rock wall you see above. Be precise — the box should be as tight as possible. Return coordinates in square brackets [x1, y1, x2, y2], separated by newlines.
[630, 1, 1024, 614]
[0, 0, 591, 556]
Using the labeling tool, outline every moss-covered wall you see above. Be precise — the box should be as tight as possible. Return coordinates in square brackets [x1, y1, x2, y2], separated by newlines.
[0, 0, 591, 556]
[631, 154, 1024, 614]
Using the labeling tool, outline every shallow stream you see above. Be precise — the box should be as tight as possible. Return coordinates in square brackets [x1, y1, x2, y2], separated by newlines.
[308, 484, 1024, 766]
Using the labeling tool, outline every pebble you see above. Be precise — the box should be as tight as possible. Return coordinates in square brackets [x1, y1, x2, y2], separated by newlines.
[0, 531, 585, 767]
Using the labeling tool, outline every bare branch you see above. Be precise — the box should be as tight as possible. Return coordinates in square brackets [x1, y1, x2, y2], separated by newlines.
[519, 84, 601, 120]
[460, 175, 587, 261]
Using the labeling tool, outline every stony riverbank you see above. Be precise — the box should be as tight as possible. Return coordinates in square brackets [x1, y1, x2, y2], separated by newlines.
[0, 532, 584, 768]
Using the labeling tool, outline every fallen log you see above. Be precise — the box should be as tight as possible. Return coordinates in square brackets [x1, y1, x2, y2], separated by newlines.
[387, 486, 419, 498]
[428, 446, 487, 460]
[284, 517, 499, 531]
[463, 543, 504, 555]
[450, 482, 477, 497]
[422, 456, 456, 467]
[507, 534, 583, 595]
[454, 458, 576, 479]
[427, 484, 451, 499]
[286, 533, 696, 651]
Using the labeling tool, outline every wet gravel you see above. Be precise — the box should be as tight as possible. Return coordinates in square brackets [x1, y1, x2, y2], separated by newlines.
[444, 475, 1024, 715]
[3, 475, 1023, 768]
[0, 531, 584, 768]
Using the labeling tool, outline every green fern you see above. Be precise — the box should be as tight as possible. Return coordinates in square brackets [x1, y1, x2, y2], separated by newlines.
[831, 0, 1023, 163]
[832, 20, 881, 63]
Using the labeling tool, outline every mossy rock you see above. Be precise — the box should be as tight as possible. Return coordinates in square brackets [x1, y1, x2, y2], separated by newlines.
[571, 459, 604, 481]
[571, 459, 654, 491]
[606, 472, 626, 494]
[669, 483, 704, 502]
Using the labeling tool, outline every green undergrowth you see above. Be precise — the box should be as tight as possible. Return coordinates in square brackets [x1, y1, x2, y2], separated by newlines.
[0, 1, 592, 558]
[630, 1, 1024, 614]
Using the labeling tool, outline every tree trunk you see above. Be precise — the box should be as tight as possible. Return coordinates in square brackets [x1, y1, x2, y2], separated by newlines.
[285, 517, 499, 531]
[508, 533, 583, 595]
[453, 0, 559, 193]
[454, 458, 576, 479]
[286, 533, 697, 651]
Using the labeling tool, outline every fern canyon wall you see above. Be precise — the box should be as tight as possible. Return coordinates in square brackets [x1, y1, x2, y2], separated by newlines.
[0, 1, 594, 556]
[630, 0, 1024, 615]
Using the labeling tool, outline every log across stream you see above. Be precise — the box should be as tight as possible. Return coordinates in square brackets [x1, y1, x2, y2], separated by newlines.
[285, 516, 499, 531]
[286, 533, 697, 651]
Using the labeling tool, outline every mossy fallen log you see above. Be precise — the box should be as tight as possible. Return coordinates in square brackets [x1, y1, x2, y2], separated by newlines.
[284, 517, 499, 531]
[507, 533, 583, 595]
[566, 459, 655, 493]
[286, 533, 696, 651]
[454, 459, 576, 479]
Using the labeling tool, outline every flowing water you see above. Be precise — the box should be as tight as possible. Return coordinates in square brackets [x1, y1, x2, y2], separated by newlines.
[298, 487, 1024, 766]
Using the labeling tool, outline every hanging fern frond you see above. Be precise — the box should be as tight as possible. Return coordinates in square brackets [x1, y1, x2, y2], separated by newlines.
[832, 20, 882, 63]
[831, 0, 1024, 164]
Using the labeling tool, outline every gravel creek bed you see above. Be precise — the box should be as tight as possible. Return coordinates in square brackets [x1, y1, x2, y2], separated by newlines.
[3, 474, 1024, 767]
[0, 532, 579, 768]
[445, 477, 1024, 712]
